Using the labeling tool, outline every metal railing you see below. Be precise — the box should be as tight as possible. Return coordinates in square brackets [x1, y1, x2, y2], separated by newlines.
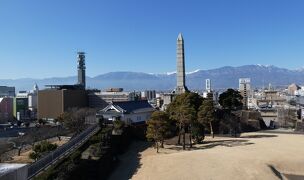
[27, 125, 100, 179]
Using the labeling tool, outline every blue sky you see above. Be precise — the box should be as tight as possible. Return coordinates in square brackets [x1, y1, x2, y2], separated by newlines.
[1, 0, 304, 79]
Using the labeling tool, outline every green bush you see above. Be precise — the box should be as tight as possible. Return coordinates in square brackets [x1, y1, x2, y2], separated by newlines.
[29, 141, 58, 161]
[113, 119, 125, 130]
[191, 122, 205, 144]
[33, 141, 57, 153]
[29, 152, 40, 161]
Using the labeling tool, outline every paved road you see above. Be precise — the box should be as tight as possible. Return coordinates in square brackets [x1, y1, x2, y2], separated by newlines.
[0, 128, 31, 138]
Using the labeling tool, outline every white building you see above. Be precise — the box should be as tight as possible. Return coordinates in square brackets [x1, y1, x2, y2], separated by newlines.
[205, 79, 211, 93]
[239, 78, 251, 95]
[295, 86, 304, 96]
[97, 100, 155, 125]
[28, 84, 39, 111]
[141, 90, 156, 100]
[160, 93, 174, 111]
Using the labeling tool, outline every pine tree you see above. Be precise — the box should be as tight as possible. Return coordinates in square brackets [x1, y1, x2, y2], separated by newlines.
[175, 104, 196, 149]
[219, 89, 243, 110]
[198, 99, 216, 138]
[146, 111, 170, 153]
[167, 92, 201, 149]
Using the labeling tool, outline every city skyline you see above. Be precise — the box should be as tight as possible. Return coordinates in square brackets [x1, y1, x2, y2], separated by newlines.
[1, 0, 304, 79]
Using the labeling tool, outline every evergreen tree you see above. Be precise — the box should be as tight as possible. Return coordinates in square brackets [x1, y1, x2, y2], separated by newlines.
[198, 99, 216, 138]
[166, 92, 199, 149]
[146, 111, 170, 153]
[176, 104, 196, 149]
[219, 89, 243, 110]
[191, 121, 205, 143]
[29, 141, 58, 161]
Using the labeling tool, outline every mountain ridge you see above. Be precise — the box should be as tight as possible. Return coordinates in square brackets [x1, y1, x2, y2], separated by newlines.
[1, 65, 304, 91]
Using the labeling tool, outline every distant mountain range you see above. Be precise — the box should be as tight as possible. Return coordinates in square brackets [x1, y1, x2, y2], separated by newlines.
[1, 65, 304, 92]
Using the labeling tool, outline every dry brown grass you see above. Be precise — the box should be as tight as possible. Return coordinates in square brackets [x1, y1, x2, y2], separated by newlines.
[109, 131, 304, 180]
[4, 138, 69, 164]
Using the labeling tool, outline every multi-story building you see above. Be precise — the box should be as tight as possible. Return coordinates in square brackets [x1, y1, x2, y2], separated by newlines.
[0, 86, 15, 97]
[288, 83, 300, 96]
[205, 79, 211, 93]
[88, 88, 137, 108]
[38, 52, 88, 121]
[0, 97, 14, 123]
[159, 93, 175, 110]
[28, 84, 39, 111]
[249, 88, 290, 127]
[14, 91, 29, 120]
[239, 78, 251, 107]
[257, 90, 286, 107]
[141, 90, 156, 100]
[38, 88, 88, 121]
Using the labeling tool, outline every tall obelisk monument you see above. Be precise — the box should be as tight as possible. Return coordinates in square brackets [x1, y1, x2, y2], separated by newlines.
[176, 33, 188, 94]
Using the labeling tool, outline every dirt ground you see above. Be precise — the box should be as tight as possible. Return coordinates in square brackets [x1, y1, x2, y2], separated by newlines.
[4, 138, 69, 164]
[108, 131, 304, 180]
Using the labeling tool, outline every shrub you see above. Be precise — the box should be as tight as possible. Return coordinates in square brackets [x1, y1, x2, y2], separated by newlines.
[29, 141, 58, 161]
[29, 152, 40, 161]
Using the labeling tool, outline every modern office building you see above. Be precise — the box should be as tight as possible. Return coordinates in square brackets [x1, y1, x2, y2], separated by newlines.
[37, 52, 88, 120]
[37, 88, 87, 120]
[0, 97, 13, 123]
[0, 86, 15, 97]
[206, 79, 211, 93]
[239, 78, 251, 107]
[141, 90, 156, 100]
[13, 93, 29, 120]
[88, 88, 138, 109]
[28, 84, 39, 111]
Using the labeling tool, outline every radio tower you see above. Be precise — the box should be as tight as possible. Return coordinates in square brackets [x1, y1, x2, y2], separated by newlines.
[77, 52, 86, 89]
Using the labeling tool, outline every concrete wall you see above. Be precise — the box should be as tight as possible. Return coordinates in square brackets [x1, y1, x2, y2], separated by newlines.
[122, 111, 153, 124]
[88, 93, 109, 109]
[0, 164, 28, 180]
[63, 89, 87, 111]
[38, 89, 88, 120]
[38, 90, 63, 120]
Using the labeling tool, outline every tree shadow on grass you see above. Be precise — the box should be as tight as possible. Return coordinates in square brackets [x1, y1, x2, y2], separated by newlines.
[241, 134, 278, 138]
[268, 164, 304, 180]
[107, 141, 152, 180]
[268, 165, 283, 180]
[283, 173, 304, 180]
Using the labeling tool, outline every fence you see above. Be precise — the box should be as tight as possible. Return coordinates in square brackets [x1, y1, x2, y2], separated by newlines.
[27, 125, 100, 179]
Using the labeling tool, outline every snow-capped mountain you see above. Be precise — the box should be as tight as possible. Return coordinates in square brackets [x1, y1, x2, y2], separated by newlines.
[1, 65, 304, 91]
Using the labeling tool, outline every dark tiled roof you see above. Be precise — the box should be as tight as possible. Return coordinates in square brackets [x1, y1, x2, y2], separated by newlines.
[112, 100, 153, 113]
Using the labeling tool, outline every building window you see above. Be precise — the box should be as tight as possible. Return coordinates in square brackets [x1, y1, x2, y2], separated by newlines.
[137, 116, 141, 121]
